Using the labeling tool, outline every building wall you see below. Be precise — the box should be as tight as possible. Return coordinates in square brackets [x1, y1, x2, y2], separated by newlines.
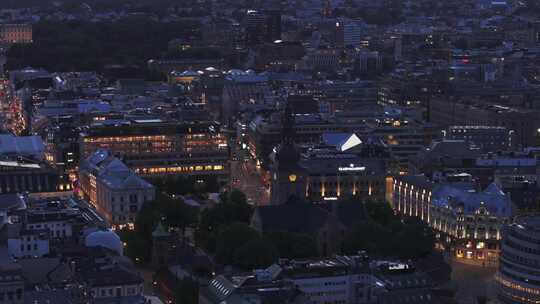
[0, 171, 59, 194]
[26, 220, 73, 239]
[79, 170, 156, 228]
[96, 180, 156, 229]
[430, 97, 540, 148]
[306, 173, 386, 202]
[0, 269, 24, 304]
[393, 178, 506, 266]
[0, 24, 32, 44]
[293, 275, 351, 304]
[496, 220, 540, 304]
[91, 283, 143, 299]
[7, 235, 49, 258]
[80, 129, 229, 179]
[291, 272, 374, 304]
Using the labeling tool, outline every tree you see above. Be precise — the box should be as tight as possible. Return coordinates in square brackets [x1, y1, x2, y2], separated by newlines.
[342, 221, 391, 257]
[364, 200, 396, 226]
[234, 238, 279, 270]
[265, 231, 318, 259]
[120, 193, 198, 263]
[215, 223, 260, 265]
[174, 277, 199, 304]
[6, 19, 203, 73]
[397, 217, 436, 259]
[196, 189, 253, 252]
[118, 229, 151, 262]
[158, 194, 198, 230]
[341, 199, 435, 259]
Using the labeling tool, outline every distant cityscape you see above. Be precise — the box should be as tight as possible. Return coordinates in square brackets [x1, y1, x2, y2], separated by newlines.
[0, 0, 540, 304]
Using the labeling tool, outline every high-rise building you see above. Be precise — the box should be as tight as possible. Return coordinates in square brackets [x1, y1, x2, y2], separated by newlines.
[496, 216, 540, 303]
[245, 10, 282, 46]
[335, 21, 363, 48]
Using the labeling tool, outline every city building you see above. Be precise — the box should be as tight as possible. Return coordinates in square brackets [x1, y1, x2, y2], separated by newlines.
[269, 135, 391, 204]
[393, 174, 513, 266]
[23, 196, 97, 243]
[79, 119, 229, 183]
[335, 21, 363, 48]
[7, 223, 50, 258]
[245, 9, 282, 47]
[75, 246, 146, 304]
[496, 216, 540, 304]
[78, 150, 156, 229]
[0, 263, 24, 304]
[429, 96, 540, 148]
[0, 134, 45, 160]
[0, 159, 60, 194]
[445, 125, 510, 152]
[199, 269, 307, 304]
[277, 255, 373, 304]
[369, 119, 437, 173]
[0, 24, 32, 44]
[247, 112, 369, 168]
[201, 254, 446, 304]
[408, 139, 481, 176]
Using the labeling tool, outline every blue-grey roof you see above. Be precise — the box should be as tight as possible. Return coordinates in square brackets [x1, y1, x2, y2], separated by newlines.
[0, 134, 44, 157]
[82, 150, 154, 190]
[432, 182, 512, 217]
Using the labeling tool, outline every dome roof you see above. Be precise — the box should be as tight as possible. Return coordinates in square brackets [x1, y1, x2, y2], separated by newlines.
[85, 229, 123, 255]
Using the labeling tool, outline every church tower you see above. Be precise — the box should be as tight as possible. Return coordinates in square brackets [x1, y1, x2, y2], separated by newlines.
[151, 221, 172, 268]
[270, 103, 306, 204]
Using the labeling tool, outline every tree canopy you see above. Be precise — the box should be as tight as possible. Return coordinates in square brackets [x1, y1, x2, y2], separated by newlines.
[195, 189, 253, 252]
[6, 19, 201, 73]
[342, 199, 435, 260]
[119, 193, 198, 263]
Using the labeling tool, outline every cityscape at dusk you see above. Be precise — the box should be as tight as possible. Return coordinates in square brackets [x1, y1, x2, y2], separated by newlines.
[1, 0, 540, 303]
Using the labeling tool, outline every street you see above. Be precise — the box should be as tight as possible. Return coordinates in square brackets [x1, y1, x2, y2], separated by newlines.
[451, 260, 499, 304]
[230, 153, 270, 206]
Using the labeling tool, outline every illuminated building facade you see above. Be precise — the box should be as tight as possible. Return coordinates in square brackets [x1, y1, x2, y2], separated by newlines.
[393, 175, 512, 266]
[79, 120, 229, 183]
[44, 117, 80, 190]
[0, 160, 59, 193]
[496, 216, 540, 304]
[300, 153, 387, 202]
[270, 130, 389, 204]
[79, 150, 156, 229]
[0, 24, 32, 44]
